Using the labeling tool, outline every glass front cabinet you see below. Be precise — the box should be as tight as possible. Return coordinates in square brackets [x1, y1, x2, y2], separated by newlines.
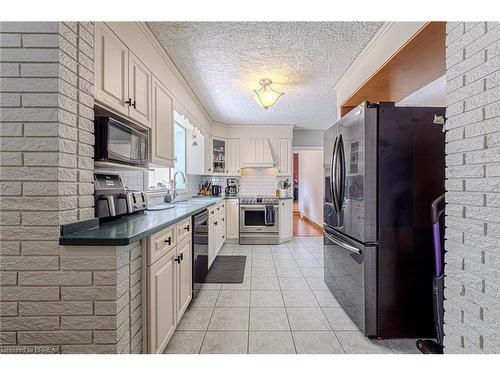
[212, 137, 226, 175]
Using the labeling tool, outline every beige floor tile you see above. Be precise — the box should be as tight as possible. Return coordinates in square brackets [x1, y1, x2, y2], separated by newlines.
[208, 307, 249, 331]
[216, 290, 250, 307]
[200, 331, 248, 354]
[251, 277, 280, 291]
[176, 306, 213, 331]
[164, 331, 205, 354]
[282, 289, 319, 307]
[322, 307, 358, 330]
[335, 330, 392, 354]
[249, 331, 295, 354]
[292, 331, 344, 354]
[286, 307, 331, 330]
[250, 290, 284, 307]
[249, 307, 290, 331]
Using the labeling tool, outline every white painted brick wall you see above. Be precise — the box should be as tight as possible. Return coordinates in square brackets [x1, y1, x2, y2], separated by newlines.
[444, 21, 500, 354]
[1, 22, 143, 354]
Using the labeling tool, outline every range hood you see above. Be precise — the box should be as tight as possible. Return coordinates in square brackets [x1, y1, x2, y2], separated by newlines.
[242, 138, 275, 168]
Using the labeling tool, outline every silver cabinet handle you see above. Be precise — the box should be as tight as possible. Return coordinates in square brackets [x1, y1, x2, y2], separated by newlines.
[324, 232, 361, 254]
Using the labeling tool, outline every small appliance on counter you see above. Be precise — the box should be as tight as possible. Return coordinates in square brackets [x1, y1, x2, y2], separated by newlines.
[94, 173, 147, 219]
[225, 178, 238, 196]
[94, 116, 148, 168]
[211, 184, 222, 196]
[125, 190, 148, 214]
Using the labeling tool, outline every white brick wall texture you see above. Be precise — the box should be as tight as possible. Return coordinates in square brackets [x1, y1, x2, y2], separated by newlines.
[444, 21, 500, 354]
[0, 22, 142, 354]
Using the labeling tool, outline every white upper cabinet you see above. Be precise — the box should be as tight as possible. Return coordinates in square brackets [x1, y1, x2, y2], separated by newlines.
[95, 24, 152, 130]
[186, 130, 205, 175]
[94, 23, 129, 114]
[226, 138, 240, 175]
[150, 76, 174, 167]
[128, 52, 152, 128]
[204, 134, 213, 174]
[212, 137, 227, 175]
[270, 139, 292, 176]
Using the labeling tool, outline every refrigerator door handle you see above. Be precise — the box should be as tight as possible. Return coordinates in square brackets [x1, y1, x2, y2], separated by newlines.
[331, 136, 341, 213]
[324, 231, 361, 255]
[336, 134, 346, 210]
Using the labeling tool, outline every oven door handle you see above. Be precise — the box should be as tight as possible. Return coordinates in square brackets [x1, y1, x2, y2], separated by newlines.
[324, 232, 361, 255]
[240, 205, 277, 209]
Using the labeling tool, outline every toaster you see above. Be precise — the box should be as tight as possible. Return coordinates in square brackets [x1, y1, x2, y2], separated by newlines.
[126, 191, 148, 214]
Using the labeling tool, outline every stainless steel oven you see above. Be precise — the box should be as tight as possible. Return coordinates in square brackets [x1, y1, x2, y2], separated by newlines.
[239, 196, 279, 244]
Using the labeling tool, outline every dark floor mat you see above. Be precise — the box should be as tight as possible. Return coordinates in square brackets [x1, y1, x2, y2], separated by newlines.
[204, 255, 247, 283]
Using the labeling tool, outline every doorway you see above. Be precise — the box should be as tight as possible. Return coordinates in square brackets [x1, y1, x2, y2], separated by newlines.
[293, 150, 324, 237]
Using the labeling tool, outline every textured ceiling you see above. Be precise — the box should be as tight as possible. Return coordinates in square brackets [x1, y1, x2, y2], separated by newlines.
[147, 22, 383, 129]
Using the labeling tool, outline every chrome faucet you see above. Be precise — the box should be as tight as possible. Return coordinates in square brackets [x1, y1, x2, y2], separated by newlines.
[172, 171, 186, 201]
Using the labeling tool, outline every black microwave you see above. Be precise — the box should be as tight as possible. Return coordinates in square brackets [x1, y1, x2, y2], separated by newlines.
[94, 117, 148, 167]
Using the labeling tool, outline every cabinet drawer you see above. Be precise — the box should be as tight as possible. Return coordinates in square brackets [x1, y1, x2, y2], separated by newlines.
[176, 217, 191, 244]
[208, 201, 225, 216]
[148, 225, 176, 266]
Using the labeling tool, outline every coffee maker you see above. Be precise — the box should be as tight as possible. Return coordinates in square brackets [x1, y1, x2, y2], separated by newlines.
[225, 178, 238, 196]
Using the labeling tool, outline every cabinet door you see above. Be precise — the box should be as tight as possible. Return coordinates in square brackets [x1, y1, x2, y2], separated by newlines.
[204, 134, 213, 174]
[279, 200, 293, 242]
[271, 139, 292, 176]
[212, 137, 226, 175]
[147, 249, 176, 353]
[151, 76, 174, 167]
[128, 52, 152, 128]
[219, 216, 226, 250]
[208, 221, 216, 267]
[226, 199, 239, 239]
[176, 238, 192, 323]
[279, 139, 292, 176]
[227, 139, 240, 175]
[94, 23, 129, 115]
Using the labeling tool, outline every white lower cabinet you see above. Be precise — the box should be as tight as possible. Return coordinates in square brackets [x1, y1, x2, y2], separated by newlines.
[208, 202, 226, 268]
[176, 238, 192, 323]
[146, 222, 192, 353]
[279, 199, 293, 242]
[225, 199, 239, 240]
[147, 247, 176, 354]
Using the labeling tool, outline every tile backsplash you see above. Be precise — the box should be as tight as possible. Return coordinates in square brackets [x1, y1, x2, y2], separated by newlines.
[239, 168, 287, 196]
[94, 167, 289, 198]
[94, 168, 146, 191]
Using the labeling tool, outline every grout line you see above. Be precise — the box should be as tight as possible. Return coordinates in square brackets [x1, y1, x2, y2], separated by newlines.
[273, 243, 297, 354]
[247, 244, 253, 354]
[299, 237, 347, 354]
[197, 284, 221, 354]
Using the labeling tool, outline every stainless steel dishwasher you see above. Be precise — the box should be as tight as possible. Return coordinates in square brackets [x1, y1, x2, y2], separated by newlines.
[192, 209, 209, 298]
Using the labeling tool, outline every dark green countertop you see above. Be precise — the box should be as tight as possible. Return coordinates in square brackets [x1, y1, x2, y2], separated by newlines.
[59, 197, 225, 247]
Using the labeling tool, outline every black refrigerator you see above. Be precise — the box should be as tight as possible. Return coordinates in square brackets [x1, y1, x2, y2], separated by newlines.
[323, 102, 445, 339]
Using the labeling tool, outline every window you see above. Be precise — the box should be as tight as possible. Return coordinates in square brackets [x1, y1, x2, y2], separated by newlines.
[147, 167, 170, 191]
[147, 112, 189, 192]
[173, 123, 186, 190]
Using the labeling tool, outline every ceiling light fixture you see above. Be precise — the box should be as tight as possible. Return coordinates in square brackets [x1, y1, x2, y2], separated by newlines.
[253, 79, 284, 109]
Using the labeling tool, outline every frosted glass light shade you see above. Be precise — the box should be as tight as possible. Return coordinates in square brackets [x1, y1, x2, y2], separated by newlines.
[253, 79, 284, 109]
